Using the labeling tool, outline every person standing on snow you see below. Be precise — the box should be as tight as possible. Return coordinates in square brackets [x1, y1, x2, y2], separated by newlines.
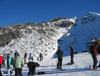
[2, 53, 6, 67]
[39, 53, 43, 61]
[0, 53, 3, 76]
[89, 42, 99, 69]
[15, 52, 24, 76]
[56, 47, 63, 69]
[7, 53, 12, 69]
[70, 45, 74, 64]
[24, 52, 27, 64]
[29, 53, 33, 60]
[27, 58, 39, 76]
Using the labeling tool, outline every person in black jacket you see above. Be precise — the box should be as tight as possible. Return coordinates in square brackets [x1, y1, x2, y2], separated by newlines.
[39, 53, 43, 61]
[56, 47, 63, 69]
[27, 58, 40, 76]
[89, 43, 99, 69]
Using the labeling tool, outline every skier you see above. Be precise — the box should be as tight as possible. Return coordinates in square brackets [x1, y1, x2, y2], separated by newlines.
[2, 53, 6, 67]
[27, 58, 40, 76]
[89, 42, 99, 69]
[39, 53, 43, 61]
[7, 53, 14, 76]
[0, 53, 3, 76]
[7, 53, 12, 69]
[15, 52, 24, 76]
[56, 47, 63, 69]
[24, 52, 27, 64]
[29, 53, 33, 60]
[70, 45, 74, 64]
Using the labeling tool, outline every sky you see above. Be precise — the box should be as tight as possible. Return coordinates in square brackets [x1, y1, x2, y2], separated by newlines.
[0, 0, 100, 26]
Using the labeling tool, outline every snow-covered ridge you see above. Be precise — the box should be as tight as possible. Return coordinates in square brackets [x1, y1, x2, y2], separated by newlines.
[0, 17, 75, 58]
[60, 12, 100, 56]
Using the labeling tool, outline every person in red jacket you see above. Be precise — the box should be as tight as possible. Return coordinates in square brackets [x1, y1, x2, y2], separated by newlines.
[0, 53, 3, 76]
[70, 45, 74, 64]
[89, 43, 99, 69]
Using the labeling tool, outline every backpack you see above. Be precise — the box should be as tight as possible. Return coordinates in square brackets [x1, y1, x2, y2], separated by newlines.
[97, 44, 100, 54]
[29, 54, 33, 59]
[89, 45, 94, 54]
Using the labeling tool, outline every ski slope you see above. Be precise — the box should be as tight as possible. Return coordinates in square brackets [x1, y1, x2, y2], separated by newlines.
[2, 52, 100, 76]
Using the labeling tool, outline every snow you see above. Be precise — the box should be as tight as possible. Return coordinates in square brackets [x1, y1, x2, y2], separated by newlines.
[60, 12, 100, 55]
[0, 17, 75, 59]
[2, 52, 100, 76]
[1, 12, 100, 76]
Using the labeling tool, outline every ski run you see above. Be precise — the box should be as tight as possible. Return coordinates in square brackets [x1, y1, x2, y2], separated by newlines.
[1, 52, 100, 76]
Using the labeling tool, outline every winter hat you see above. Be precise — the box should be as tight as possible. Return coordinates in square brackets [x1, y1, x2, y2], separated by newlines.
[15, 52, 19, 55]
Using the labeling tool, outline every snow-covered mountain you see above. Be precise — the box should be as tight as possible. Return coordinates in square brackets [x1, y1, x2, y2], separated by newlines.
[59, 12, 100, 56]
[0, 17, 75, 58]
[0, 12, 100, 58]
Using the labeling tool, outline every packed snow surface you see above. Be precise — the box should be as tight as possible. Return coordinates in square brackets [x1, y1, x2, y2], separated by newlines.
[2, 52, 100, 76]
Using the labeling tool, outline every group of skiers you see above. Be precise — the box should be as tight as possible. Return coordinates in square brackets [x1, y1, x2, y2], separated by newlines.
[0, 51, 43, 76]
[56, 41, 100, 70]
[0, 41, 100, 75]
[56, 45, 74, 69]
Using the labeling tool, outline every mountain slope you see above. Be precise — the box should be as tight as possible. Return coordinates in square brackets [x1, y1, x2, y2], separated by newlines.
[59, 12, 100, 56]
[34, 52, 100, 76]
[0, 17, 75, 58]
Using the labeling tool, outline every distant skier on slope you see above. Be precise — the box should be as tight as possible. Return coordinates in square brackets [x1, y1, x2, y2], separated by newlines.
[24, 52, 27, 64]
[70, 45, 74, 64]
[29, 53, 33, 60]
[56, 47, 63, 69]
[89, 42, 99, 69]
[39, 53, 43, 61]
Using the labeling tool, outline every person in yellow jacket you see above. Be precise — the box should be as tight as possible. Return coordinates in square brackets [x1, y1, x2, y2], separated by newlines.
[15, 52, 24, 76]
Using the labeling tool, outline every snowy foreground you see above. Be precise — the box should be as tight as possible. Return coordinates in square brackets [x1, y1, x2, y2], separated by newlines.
[2, 52, 100, 76]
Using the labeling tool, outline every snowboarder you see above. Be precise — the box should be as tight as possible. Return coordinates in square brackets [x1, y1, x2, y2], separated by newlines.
[27, 58, 39, 76]
[15, 52, 24, 76]
[89, 42, 99, 69]
[70, 45, 74, 64]
[56, 47, 63, 69]
[0, 53, 3, 76]
[39, 53, 43, 61]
